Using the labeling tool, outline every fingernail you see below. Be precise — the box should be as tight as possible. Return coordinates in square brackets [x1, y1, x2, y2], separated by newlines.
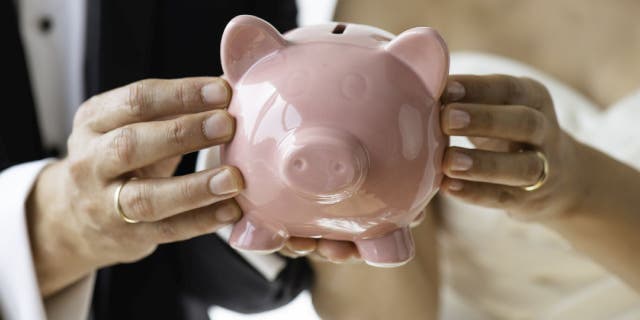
[203, 111, 233, 140]
[285, 241, 315, 255]
[450, 151, 473, 171]
[209, 168, 241, 196]
[293, 247, 314, 255]
[201, 80, 229, 105]
[448, 180, 464, 191]
[216, 203, 240, 222]
[448, 109, 470, 129]
[446, 81, 465, 102]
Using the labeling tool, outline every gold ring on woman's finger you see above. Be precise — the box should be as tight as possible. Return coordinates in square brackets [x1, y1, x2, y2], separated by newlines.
[522, 151, 549, 192]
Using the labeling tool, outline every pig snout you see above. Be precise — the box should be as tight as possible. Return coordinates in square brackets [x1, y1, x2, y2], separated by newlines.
[278, 127, 369, 203]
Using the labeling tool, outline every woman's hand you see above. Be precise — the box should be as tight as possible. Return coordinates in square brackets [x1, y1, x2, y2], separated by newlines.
[439, 75, 582, 220]
[439, 74, 640, 291]
[27, 77, 244, 296]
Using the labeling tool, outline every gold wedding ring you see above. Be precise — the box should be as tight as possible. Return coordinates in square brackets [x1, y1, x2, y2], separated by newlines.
[522, 151, 549, 192]
[114, 177, 140, 224]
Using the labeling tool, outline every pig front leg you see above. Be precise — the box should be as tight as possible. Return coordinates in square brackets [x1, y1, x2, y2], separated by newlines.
[229, 215, 288, 253]
[355, 227, 415, 267]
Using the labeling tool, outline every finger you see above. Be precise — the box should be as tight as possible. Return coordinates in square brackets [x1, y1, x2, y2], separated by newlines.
[79, 77, 231, 132]
[285, 237, 317, 255]
[443, 75, 552, 111]
[116, 166, 243, 222]
[97, 109, 234, 177]
[279, 247, 303, 259]
[316, 239, 361, 263]
[441, 177, 528, 211]
[140, 200, 242, 244]
[443, 147, 545, 187]
[442, 103, 547, 146]
[467, 137, 519, 153]
[135, 155, 182, 178]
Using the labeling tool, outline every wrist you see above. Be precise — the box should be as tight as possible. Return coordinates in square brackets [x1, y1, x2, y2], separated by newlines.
[27, 160, 95, 296]
[541, 139, 612, 228]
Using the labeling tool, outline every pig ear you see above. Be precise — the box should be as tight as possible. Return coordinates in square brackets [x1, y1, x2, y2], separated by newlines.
[385, 27, 449, 99]
[221, 15, 287, 85]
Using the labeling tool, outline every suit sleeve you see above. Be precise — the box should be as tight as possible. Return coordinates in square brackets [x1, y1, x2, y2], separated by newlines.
[0, 160, 95, 320]
[90, 231, 312, 320]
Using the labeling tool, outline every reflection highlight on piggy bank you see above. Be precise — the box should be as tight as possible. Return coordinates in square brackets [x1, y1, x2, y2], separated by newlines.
[217, 15, 449, 266]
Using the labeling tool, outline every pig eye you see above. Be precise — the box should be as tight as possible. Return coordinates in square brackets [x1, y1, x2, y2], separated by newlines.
[341, 73, 367, 100]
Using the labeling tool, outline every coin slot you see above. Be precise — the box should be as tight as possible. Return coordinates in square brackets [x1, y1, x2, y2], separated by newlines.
[332, 23, 347, 34]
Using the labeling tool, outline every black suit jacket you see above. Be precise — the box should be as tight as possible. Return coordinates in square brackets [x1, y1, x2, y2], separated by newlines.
[4, 1, 311, 319]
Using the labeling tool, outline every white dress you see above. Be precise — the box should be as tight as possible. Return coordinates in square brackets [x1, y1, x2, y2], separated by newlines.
[439, 52, 640, 320]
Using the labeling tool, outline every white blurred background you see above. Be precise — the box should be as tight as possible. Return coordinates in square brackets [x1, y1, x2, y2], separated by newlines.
[209, 1, 336, 319]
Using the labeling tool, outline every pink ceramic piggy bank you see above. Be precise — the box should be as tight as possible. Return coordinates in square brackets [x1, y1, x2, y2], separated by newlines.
[218, 15, 448, 266]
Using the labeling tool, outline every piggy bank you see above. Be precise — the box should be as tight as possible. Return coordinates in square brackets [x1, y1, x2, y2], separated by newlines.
[217, 15, 448, 266]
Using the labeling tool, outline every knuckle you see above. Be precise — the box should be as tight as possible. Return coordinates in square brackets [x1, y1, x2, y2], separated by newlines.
[520, 110, 545, 142]
[520, 77, 551, 107]
[74, 96, 103, 128]
[175, 81, 188, 110]
[124, 183, 155, 220]
[110, 127, 137, 166]
[505, 76, 526, 103]
[67, 156, 90, 184]
[178, 179, 201, 203]
[526, 77, 550, 97]
[73, 103, 92, 127]
[156, 221, 178, 240]
[166, 119, 189, 147]
[85, 95, 101, 106]
[174, 80, 200, 110]
[66, 132, 82, 153]
[127, 79, 154, 117]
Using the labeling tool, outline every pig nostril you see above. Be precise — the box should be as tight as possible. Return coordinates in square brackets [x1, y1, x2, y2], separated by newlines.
[277, 127, 369, 204]
[293, 158, 306, 171]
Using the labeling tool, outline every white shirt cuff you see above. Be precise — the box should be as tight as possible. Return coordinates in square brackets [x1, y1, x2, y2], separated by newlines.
[44, 273, 95, 320]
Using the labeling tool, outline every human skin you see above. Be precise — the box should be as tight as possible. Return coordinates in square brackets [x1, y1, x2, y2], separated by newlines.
[27, 77, 246, 296]
[440, 75, 640, 292]
[308, 1, 640, 318]
[310, 75, 640, 319]
[26, 76, 371, 298]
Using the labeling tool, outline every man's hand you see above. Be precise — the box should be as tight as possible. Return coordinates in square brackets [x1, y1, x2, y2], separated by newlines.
[28, 77, 244, 296]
